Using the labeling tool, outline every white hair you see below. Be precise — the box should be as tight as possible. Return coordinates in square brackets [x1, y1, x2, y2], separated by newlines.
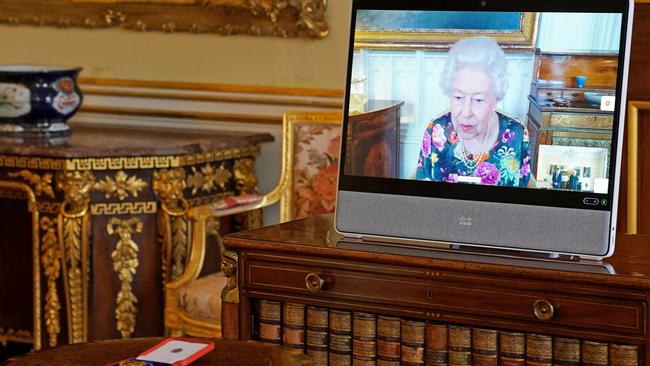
[439, 36, 508, 101]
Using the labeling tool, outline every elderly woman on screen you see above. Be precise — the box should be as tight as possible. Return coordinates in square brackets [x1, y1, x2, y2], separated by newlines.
[416, 36, 531, 187]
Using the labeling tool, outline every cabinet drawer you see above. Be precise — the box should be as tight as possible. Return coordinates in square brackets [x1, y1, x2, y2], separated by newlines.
[548, 113, 613, 130]
[245, 259, 645, 336]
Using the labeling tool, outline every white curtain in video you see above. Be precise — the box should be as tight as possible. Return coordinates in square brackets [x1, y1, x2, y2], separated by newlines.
[536, 13, 622, 53]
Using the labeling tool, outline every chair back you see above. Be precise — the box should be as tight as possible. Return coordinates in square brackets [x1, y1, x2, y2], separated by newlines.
[279, 112, 342, 222]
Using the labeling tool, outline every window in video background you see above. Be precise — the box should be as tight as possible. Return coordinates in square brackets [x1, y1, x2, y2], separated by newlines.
[347, 11, 622, 193]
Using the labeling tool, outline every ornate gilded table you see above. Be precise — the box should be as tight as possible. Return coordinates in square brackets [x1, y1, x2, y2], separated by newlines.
[0, 125, 272, 350]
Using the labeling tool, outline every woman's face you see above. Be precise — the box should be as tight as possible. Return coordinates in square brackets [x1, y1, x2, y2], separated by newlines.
[449, 67, 498, 142]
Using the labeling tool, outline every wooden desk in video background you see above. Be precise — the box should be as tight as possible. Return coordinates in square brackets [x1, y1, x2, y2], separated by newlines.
[346, 100, 404, 179]
[0, 125, 272, 349]
[222, 214, 650, 365]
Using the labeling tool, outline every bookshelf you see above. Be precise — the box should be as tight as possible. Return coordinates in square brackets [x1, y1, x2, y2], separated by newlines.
[222, 214, 650, 365]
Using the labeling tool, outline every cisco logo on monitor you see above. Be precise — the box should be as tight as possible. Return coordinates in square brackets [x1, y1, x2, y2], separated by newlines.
[458, 216, 474, 227]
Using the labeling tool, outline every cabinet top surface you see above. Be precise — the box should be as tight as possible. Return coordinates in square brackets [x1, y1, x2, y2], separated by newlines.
[225, 214, 650, 288]
[0, 124, 274, 158]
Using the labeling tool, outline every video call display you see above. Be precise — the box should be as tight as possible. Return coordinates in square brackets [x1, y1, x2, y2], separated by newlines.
[345, 10, 624, 198]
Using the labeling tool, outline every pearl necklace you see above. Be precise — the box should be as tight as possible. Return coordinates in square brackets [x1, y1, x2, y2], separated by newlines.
[457, 120, 494, 171]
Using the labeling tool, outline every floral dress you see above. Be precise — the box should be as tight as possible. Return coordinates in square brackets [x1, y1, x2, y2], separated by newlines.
[416, 112, 531, 187]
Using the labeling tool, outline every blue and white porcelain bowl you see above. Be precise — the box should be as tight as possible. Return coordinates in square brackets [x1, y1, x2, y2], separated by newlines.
[0, 65, 83, 135]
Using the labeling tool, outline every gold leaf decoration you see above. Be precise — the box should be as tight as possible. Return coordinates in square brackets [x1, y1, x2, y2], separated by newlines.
[60, 213, 87, 343]
[186, 163, 232, 195]
[0, 328, 33, 346]
[170, 216, 189, 280]
[153, 168, 187, 212]
[107, 217, 143, 339]
[56, 171, 96, 215]
[8, 170, 55, 198]
[233, 158, 259, 195]
[40, 216, 61, 347]
[95, 171, 148, 201]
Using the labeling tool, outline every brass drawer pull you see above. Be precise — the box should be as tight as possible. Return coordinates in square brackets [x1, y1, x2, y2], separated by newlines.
[533, 299, 555, 321]
[305, 273, 325, 292]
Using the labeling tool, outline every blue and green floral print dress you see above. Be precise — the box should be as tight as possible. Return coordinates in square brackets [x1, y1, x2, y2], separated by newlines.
[416, 112, 531, 187]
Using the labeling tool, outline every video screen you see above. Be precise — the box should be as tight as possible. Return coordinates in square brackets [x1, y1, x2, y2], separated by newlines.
[345, 10, 623, 195]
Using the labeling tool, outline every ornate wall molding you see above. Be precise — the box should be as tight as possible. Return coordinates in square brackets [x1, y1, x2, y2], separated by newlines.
[0, 0, 329, 38]
[107, 217, 142, 339]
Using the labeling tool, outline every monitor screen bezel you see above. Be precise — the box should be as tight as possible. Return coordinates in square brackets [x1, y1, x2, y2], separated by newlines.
[338, 0, 632, 213]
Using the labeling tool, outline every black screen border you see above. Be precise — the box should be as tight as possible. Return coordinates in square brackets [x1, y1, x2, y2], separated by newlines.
[338, 0, 632, 212]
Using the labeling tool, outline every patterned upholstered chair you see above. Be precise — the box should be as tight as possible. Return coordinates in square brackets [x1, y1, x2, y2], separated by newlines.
[164, 111, 342, 337]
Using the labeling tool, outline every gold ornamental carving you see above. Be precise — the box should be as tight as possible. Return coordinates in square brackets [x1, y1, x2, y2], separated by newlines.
[91, 201, 157, 215]
[187, 163, 231, 195]
[56, 171, 96, 216]
[233, 158, 263, 229]
[95, 171, 148, 200]
[0, 145, 259, 171]
[0, 327, 33, 346]
[8, 170, 55, 198]
[170, 215, 189, 280]
[233, 158, 259, 195]
[107, 217, 143, 339]
[154, 168, 189, 281]
[153, 168, 188, 215]
[40, 216, 61, 347]
[58, 212, 90, 344]
[0, 0, 329, 38]
[221, 249, 239, 304]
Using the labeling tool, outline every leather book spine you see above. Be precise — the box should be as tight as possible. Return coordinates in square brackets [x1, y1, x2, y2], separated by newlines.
[581, 340, 609, 366]
[425, 323, 448, 366]
[553, 337, 580, 366]
[471, 328, 497, 366]
[329, 309, 352, 366]
[258, 299, 282, 344]
[282, 302, 305, 350]
[377, 315, 401, 366]
[498, 331, 525, 366]
[525, 333, 552, 366]
[448, 326, 471, 366]
[401, 320, 425, 366]
[306, 306, 329, 366]
[352, 312, 377, 366]
[609, 344, 638, 366]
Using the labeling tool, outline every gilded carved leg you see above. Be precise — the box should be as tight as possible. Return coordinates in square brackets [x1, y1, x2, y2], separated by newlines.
[57, 213, 90, 344]
[153, 168, 190, 283]
[107, 217, 143, 339]
[221, 249, 239, 340]
[56, 171, 95, 344]
[39, 216, 61, 348]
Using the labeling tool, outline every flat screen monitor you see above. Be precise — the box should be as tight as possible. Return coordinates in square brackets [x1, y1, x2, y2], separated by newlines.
[335, 0, 634, 259]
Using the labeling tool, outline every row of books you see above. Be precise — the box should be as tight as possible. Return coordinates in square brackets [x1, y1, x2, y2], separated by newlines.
[255, 299, 639, 366]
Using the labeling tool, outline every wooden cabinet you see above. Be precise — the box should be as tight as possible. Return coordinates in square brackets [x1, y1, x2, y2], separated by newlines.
[345, 100, 403, 179]
[223, 214, 650, 364]
[0, 125, 272, 349]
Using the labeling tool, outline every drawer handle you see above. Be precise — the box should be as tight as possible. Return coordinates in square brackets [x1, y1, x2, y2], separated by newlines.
[305, 273, 324, 292]
[533, 299, 555, 321]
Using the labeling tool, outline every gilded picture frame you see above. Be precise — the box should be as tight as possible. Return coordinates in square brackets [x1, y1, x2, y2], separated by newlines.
[0, 0, 329, 38]
[354, 11, 537, 50]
